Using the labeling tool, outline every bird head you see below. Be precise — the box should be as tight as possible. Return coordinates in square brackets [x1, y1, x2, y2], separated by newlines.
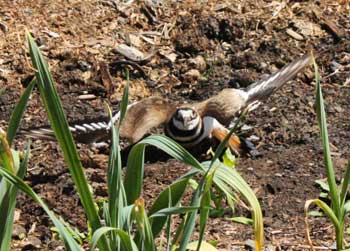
[172, 107, 200, 131]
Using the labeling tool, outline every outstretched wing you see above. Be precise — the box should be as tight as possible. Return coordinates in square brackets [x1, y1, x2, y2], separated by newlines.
[193, 53, 311, 126]
[20, 97, 176, 144]
[120, 96, 177, 143]
[245, 53, 311, 104]
[193, 88, 247, 126]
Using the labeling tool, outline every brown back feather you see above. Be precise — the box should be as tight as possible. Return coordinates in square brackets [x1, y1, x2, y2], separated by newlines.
[120, 97, 177, 143]
[193, 89, 246, 126]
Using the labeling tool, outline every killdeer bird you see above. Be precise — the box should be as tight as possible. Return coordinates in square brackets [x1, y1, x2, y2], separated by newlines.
[21, 53, 311, 155]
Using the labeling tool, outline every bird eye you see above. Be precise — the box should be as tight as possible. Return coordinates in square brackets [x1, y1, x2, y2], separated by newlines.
[191, 110, 196, 118]
[176, 110, 181, 119]
[174, 110, 183, 121]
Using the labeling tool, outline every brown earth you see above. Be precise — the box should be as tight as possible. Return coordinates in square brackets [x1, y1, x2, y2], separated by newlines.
[1, 0, 350, 250]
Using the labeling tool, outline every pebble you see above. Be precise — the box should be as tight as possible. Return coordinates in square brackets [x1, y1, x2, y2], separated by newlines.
[114, 44, 145, 61]
[244, 239, 255, 250]
[221, 41, 232, 50]
[188, 55, 207, 72]
[184, 69, 201, 79]
[78, 94, 96, 100]
[241, 124, 253, 131]
[21, 236, 41, 249]
[286, 28, 304, 40]
[12, 224, 26, 239]
[260, 62, 268, 69]
[247, 135, 260, 142]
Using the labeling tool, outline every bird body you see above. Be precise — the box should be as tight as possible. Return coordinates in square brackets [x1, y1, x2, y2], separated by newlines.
[20, 53, 312, 155]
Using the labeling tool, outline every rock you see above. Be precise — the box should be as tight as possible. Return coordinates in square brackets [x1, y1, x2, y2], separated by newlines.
[128, 34, 142, 47]
[184, 69, 201, 79]
[114, 44, 145, 61]
[12, 224, 26, 240]
[286, 28, 304, 40]
[159, 49, 177, 63]
[244, 239, 255, 250]
[221, 41, 232, 50]
[330, 60, 343, 72]
[241, 124, 253, 131]
[188, 55, 207, 72]
[21, 236, 41, 250]
[247, 135, 260, 142]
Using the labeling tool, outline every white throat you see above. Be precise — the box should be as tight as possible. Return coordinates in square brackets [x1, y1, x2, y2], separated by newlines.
[172, 115, 200, 131]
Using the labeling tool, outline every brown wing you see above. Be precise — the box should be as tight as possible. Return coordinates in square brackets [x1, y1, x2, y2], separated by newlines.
[193, 54, 311, 126]
[120, 97, 177, 143]
[193, 89, 246, 126]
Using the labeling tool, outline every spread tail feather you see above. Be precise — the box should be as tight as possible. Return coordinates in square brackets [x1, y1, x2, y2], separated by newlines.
[19, 103, 136, 144]
[20, 127, 57, 141]
[245, 53, 311, 104]
[19, 120, 111, 144]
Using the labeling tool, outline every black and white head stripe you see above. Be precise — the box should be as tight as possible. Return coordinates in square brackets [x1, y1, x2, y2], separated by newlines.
[165, 108, 203, 144]
[172, 108, 200, 131]
[165, 118, 203, 143]
[244, 54, 311, 104]
[165, 115, 224, 147]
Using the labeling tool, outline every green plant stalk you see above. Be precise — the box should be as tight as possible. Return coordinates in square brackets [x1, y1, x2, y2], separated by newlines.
[213, 163, 264, 251]
[1, 143, 30, 251]
[0, 130, 15, 174]
[90, 227, 136, 251]
[340, 161, 350, 215]
[178, 184, 201, 251]
[171, 215, 186, 248]
[107, 107, 128, 249]
[165, 188, 172, 251]
[133, 198, 155, 251]
[312, 56, 348, 250]
[0, 133, 20, 251]
[0, 74, 33, 250]
[26, 33, 110, 251]
[178, 108, 247, 251]
[107, 74, 129, 230]
[149, 178, 189, 237]
[196, 169, 215, 251]
[125, 133, 263, 250]
[338, 161, 350, 249]
[314, 59, 340, 216]
[305, 199, 341, 249]
[125, 135, 202, 204]
[0, 167, 84, 251]
[205, 109, 263, 250]
[7, 79, 35, 146]
[107, 109, 124, 222]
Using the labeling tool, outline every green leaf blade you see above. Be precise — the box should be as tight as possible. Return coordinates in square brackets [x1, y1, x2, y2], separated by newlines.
[7, 79, 35, 146]
[26, 33, 109, 251]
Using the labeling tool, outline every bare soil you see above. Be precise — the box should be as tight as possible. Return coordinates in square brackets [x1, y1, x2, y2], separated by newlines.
[1, 0, 350, 250]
